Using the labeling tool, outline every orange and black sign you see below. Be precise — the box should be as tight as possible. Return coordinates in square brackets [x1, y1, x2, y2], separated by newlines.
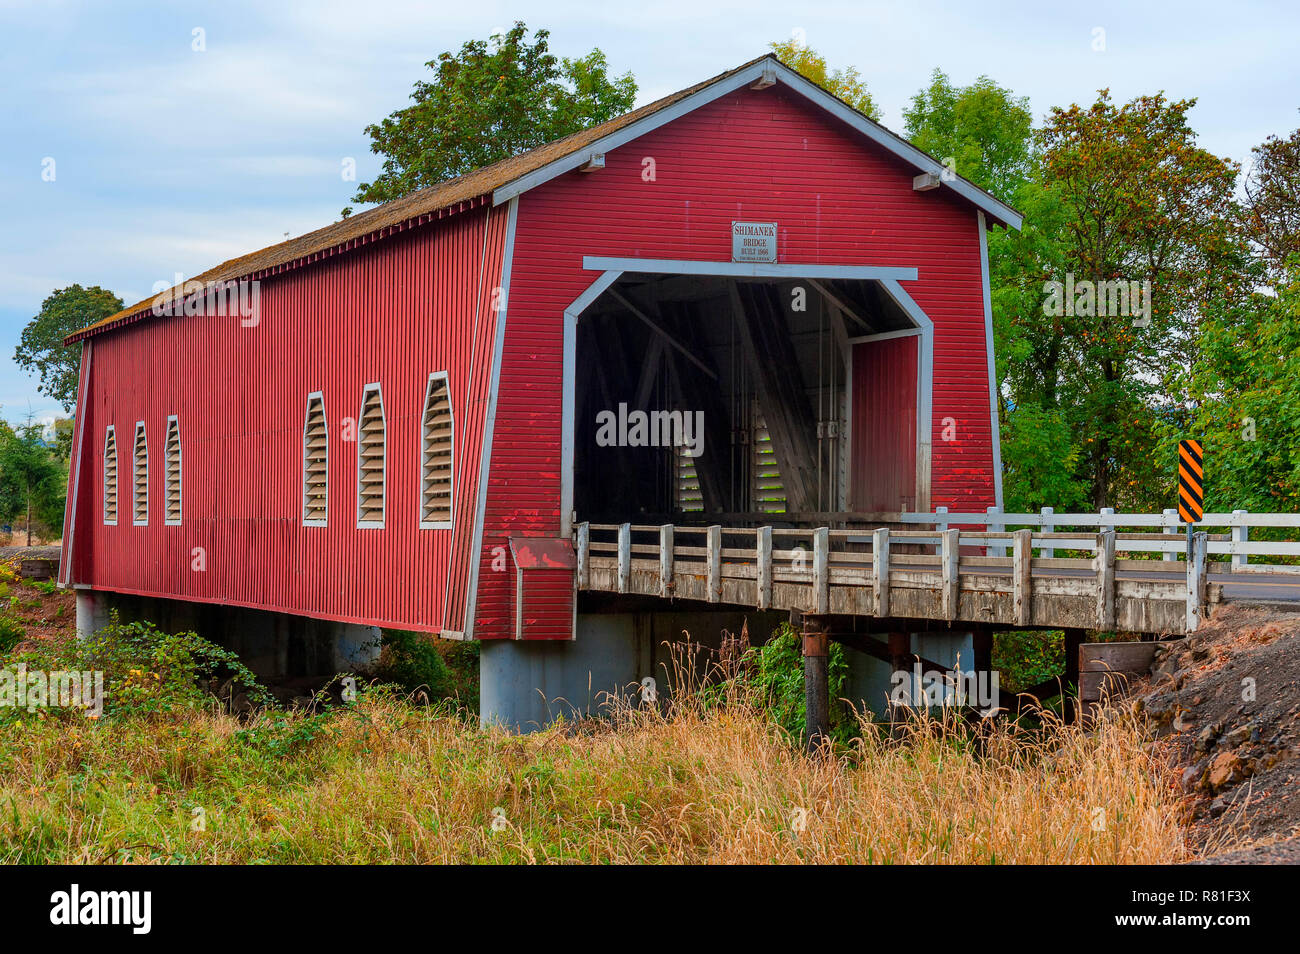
[1178, 439, 1204, 523]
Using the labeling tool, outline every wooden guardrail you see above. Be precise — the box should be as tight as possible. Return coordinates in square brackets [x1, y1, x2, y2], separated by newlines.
[572, 519, 1252, 634]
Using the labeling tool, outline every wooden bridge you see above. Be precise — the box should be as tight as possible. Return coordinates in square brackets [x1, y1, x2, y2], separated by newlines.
[574, 509, 1300, 636]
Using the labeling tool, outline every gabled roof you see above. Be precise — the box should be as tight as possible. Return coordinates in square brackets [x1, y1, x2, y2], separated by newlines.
[68, 53, 1021, 343]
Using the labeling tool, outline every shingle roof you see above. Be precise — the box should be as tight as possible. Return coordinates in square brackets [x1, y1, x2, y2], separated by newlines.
[68, 52, 1020, 342]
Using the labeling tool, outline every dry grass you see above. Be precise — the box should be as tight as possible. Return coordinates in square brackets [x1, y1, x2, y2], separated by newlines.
[0, 681, 1191, 864]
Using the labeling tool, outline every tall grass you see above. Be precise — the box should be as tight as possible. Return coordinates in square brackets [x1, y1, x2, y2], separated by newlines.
[1, 674, 1191, 864]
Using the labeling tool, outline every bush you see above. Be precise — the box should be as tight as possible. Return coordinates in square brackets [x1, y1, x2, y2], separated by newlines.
[738, 623, 853, 743]
[374, 629, 453, 698]
[76, 614, 272, 718]
[0, 613, 23, 654]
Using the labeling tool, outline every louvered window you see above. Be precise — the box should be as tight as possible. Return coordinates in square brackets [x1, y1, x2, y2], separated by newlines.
[420, 373, 454, 527]
[132, 421, 148, 525]
[103, 426, 118, 525]
[302, 393, 328, 526]
[675, 443, 703, 512]
[751, 404, 786, 514]
[164, 416, 182, 525]
[357, 384, 385, 528]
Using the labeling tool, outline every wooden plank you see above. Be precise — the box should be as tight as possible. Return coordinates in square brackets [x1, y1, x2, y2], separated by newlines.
[618, 523, 631, 594]
[872, 528, 890, 617]
[1013, 527, 1032, 626]
[757, 526, 773, 609]
[1095, 530, 1116, 630]
[1080, 641, 1159, 673]
[707, 524, 722, 603]
[659, 524, 673, 597]
[576, 521, 590, 589]
[813, 527, 829, 614]
[941, 528, 960, 619]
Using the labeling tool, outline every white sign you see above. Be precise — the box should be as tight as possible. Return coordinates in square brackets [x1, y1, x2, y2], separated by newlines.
[731, 221, 777, 263]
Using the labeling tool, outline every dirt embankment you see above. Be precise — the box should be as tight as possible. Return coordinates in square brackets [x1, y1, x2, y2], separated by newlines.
[1133, 605, 1300, 863]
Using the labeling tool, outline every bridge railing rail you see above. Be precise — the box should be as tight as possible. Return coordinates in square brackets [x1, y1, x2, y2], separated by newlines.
[573, 511, 1300, 633]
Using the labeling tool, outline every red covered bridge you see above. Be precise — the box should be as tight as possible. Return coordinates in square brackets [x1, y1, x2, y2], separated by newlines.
[59, 54, 1023, 726]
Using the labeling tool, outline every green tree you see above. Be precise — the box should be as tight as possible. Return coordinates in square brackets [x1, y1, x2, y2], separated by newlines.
[0, 421, 67, 545]
[350, 23, 636, 209]
[902, 68, 1034, 203]
[14, 285, 122, 412]
[769, 40, 879, 119]
[1241, 122, 1300, 279]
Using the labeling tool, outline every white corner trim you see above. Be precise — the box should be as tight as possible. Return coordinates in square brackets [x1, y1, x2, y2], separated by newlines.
[978, 212, 1005, 509]
[561, 269, 623, 536]
[460, 196, 520, 641]
[356, 383, 386, 529]
[419, 370, 454, 530]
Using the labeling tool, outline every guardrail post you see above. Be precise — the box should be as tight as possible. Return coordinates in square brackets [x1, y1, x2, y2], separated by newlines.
[1040, 506, 1054, 559]
[1095, 530, 1116, 630]
[1187, 531, 1208, 633]
[872, 528, 890, 617]
[1232, 510, 1248, 569]
[707, 525, 722, 603]
[1013, 528, 1033, 626]
[617, 523, 631, 594]
[576, 521, 590, 589]
[659, 524, 673, 597]
[935, 505, 949, 556]
[756, 526, 773, 609]
[986, 504, 1006, 559]
[1163, 509, 1179, 561]
[813, 527, 829, 615]
[941, 528, 960, 620]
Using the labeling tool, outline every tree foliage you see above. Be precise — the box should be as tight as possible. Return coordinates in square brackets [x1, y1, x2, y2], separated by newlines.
[350, 22, 636, 209]
[0, 421, 67, 544]
[1241, 121, 1300, 278]
[14, 285, 122, 413]
[769, 40, 879, 120]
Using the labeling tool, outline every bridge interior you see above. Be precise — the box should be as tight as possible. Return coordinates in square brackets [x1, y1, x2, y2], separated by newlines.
[573, 273, 915, 526]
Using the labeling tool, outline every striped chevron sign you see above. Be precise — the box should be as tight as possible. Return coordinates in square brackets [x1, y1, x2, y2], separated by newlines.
[1178, 439, 1204, 523]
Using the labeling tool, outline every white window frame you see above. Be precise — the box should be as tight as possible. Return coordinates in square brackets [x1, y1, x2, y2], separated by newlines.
[420, 371, 454, 530]
[356, 383, 386, 529]
[302, 391, 329, 527]
[103, 424, 118, 526]
[164, 414, 182, 526]
[132, 420, 148, 527]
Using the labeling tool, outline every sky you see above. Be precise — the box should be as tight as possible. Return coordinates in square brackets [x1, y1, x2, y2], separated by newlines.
[2, 0, 1297, 428]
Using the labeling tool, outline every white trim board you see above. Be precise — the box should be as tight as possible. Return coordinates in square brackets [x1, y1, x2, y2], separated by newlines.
[582, 257, 918, 282]
[492, 56, 1021, 231]
[458, 197, 520, 641]
[978, 212, 1005, 510]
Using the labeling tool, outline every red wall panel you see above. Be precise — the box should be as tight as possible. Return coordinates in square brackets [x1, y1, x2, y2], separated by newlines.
[68, 203, 510, 633]
[474, 84, 997, 638]
[851, 336, 918, 511]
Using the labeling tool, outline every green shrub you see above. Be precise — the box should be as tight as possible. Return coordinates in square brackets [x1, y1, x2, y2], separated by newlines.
[374, 629, 453, 698]
[0, 613, 24, 654]
[77, 614, 272, 718]
[993, 630, 1064, 693]
[738, 623, 853, 742]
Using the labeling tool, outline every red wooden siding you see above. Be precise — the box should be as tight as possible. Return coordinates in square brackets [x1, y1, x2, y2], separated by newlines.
[473, 84, 997, 638]
[850, 336, 918, 512]
[67, 203, 510, 633]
